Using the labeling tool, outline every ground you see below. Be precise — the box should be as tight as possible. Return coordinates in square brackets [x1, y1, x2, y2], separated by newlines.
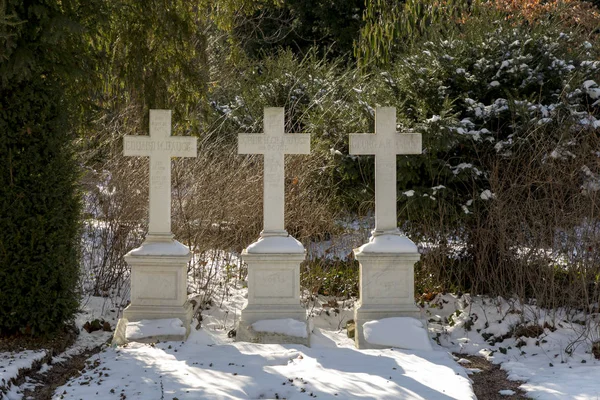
[2, 261, 600, 399]
[3, 282, 599, 399]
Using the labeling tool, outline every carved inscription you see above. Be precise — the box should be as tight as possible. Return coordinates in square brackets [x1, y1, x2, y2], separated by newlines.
[125, 140, 191, 153]
[351, 137, 395, 152]
[376, 159, 397, 182]
[137, 271, 178, 301]
[255, 270, 293, 298]
[151, 160, 167, 190]
[367, 269, 408, 299]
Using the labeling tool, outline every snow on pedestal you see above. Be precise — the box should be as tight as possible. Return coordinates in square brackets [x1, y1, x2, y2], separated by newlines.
[125, 318, 187, 342]
[349, 107, 423, 349]
[363, 317, 433, 350]
[115, 110, 197, 345]
[236, 108, 311, 346]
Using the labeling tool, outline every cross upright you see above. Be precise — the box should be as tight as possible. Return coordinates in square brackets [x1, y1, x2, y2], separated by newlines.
[238, 108, 310, 237]
[349, 107, 422, 236]
[123, 110, 197, 239]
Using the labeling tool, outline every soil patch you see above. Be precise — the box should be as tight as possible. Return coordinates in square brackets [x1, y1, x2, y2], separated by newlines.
[21, 344, 105, 400]
[0, 325, 78, 353]
[455, 354, 531, 400]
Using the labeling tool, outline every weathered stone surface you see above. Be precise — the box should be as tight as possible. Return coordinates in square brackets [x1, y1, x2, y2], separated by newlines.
[235, 324, 310, 347]
[349, 107, 423, 349]
[237, 249, 308, 346]
[349, 107, 421, 236]
[238, 107, 310, 237]
[123, 110, 197, 236]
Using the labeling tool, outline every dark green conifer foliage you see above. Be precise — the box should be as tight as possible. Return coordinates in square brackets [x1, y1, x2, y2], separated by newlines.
[0, 0, 82, 336]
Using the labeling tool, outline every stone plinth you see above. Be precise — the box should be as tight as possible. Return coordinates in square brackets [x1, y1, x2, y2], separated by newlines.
[236, 235, 309, 346]
[120, 235, 193, 342]
[353, 233, 422, 349]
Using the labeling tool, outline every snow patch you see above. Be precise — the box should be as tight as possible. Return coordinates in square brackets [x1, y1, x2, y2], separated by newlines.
[357, 233, 419, 254]
[127, 240, 190, 256]
[480, 190, 495, 200]
[0, 350, 47, 389]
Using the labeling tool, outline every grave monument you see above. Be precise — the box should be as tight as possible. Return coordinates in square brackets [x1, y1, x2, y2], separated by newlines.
[236, 107, 311, 345]
[349, 107, 423, 349]
[115, 109, 197, 343]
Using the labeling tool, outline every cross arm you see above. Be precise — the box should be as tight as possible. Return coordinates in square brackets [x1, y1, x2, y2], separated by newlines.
[349, 132, 422, 156]
[349, 133, 383, 155]
[395, 133, 422, 155]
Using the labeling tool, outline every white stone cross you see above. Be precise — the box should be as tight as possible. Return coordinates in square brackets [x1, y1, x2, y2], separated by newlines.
[238, 107, 310, 236]
[123, 110, 197, 238]
[349, 107, 422, 235]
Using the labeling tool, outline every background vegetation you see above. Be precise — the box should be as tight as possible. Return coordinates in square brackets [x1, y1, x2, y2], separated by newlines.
[2, 0, 600, 336]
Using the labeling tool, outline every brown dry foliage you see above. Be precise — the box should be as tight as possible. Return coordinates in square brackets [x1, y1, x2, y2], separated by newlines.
[418, 122, 600, 310]
[80, 105, 342, 300]
[487, 0, 600, 38]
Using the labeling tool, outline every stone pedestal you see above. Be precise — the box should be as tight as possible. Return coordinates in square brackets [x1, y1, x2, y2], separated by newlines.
[353, 233, 422, 349]
[236, 235, 310, 346]
[118, 234, 193, 343]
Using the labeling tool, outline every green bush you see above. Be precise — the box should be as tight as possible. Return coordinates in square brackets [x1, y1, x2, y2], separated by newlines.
[0, 1, 83, 336]
[389, 18, 600, 221]
[374, 12, 600, 298]
[302, 258, 359, 299]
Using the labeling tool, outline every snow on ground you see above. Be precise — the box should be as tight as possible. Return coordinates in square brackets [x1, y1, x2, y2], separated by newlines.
[38, 281, 473, 400]
[10, 277, 600, 400]
[7, 242, 600, 400]
[0, 350, 46, 390]
[51, 323, 474, 400]
[427, 294, 600, 400]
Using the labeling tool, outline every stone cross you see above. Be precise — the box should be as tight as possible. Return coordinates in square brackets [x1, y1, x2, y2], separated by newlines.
[238, 108, 310, 236]
[123, 110, 197, 238]
[349, 107, 422, 235]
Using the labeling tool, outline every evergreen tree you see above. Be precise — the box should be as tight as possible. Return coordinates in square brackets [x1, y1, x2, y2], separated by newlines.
[0, 0, 85, 336]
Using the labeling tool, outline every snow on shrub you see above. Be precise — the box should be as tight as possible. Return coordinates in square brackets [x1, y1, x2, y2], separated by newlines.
[384, 20, 600, 225]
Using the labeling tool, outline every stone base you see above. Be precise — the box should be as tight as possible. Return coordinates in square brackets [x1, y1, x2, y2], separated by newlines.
[238, 304, 307, 324]
[114, 238, 193, 344]
[352, 233, 422, 349]
[236, 235, 310, 346]
[236, 319, 310, 347]
[122, 302, 193, 335]
[113, 304, 193, 346]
